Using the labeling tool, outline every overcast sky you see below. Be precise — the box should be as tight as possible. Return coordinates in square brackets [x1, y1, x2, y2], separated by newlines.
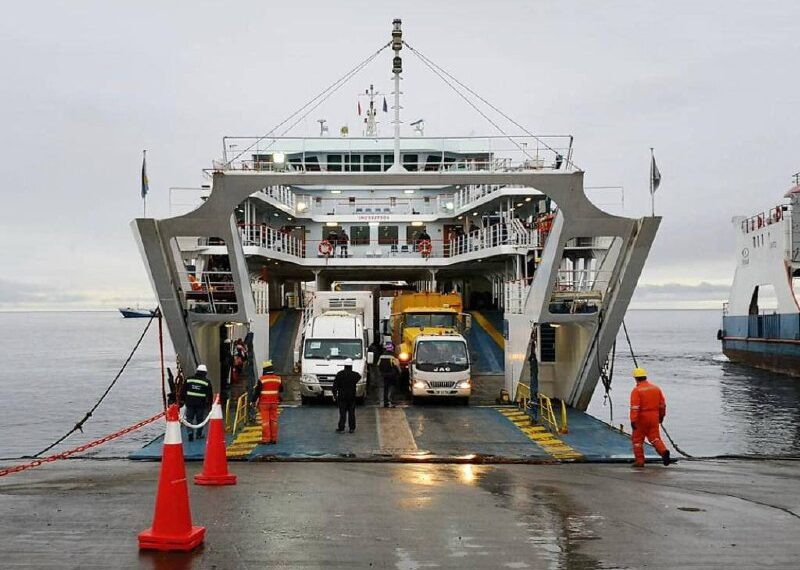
[1, 1, 797, 310]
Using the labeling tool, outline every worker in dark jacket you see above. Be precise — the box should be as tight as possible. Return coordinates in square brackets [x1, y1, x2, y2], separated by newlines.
[181, 364, 214, 441]
[379, 354, 400, 408]
[332, 358, 361, 433]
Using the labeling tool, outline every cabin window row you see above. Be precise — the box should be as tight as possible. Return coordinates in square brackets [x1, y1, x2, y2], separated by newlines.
[323, 225, 427, 245]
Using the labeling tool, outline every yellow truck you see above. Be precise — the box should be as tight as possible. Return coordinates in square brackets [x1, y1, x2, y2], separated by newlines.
[388, 292, 472, 403]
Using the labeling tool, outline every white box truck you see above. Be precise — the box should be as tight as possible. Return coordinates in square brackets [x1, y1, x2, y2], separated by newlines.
[295, 291, 374, 404]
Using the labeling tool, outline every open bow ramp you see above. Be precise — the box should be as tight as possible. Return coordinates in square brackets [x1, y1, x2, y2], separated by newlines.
[130, 405, 662, 463]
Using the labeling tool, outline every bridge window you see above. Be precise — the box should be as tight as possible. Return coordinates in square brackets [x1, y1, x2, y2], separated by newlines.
[351, 225, 370, 245]
[364, 154, 382, 172]
[378, 225, 398, 245]
[345, 154, 361, 172]
[403, 153, 419, 171]
[327, 154, 342, 172]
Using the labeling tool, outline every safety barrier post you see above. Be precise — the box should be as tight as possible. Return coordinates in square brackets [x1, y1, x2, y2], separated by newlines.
[559, 400, 569, 434]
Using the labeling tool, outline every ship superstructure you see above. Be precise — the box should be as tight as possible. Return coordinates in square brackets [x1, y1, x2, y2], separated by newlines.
[132, 20, 659, 410]
[720, 174, 800, 376]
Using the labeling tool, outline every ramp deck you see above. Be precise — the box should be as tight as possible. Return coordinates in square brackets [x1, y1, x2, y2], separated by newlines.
[130, 405, 661, 463]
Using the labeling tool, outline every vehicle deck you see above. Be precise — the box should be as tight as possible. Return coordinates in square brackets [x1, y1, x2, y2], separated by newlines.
[130, 405, 661, 463]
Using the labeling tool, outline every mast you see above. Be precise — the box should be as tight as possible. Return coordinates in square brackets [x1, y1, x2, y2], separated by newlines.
[364, 84, 378, 137]
[388, 18, 406, 172]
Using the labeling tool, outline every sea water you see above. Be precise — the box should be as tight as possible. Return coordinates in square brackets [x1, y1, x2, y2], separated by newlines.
[0, 310, 797, 458]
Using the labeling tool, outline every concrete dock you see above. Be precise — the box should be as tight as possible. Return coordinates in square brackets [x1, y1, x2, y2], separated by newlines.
[1, 459, 798, 569]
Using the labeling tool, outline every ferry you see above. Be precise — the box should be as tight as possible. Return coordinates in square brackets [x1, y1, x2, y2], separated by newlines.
[719, 173, 800, 376]
[131, 19, 660, 427]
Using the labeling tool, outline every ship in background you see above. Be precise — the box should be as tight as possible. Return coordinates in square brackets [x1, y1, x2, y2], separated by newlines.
[720, 173, 800, 376]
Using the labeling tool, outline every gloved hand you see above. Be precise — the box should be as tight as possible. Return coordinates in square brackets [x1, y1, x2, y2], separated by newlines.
[630, 422, 637, 431]
[659, 415, 665, 424]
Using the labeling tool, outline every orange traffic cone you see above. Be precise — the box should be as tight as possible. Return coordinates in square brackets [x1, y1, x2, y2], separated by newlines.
[138, 404, 205, 551]
[194, 395, 237, 486]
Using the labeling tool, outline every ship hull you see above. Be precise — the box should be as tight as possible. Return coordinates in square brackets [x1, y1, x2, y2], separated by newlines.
[722, 338, 800, 377]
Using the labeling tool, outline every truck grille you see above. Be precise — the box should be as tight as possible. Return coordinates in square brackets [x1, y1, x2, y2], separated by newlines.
[428, 381, 456, 389]
[317, 375, 335, 384]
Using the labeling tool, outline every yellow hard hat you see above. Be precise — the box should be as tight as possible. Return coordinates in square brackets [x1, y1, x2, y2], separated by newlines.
[632, 367, 647, 379]
[262, 360, 273, 368]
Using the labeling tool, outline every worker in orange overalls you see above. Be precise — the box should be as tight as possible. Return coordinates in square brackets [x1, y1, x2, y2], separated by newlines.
[630, 367, 671, 468]
[254, 360, 282, 444]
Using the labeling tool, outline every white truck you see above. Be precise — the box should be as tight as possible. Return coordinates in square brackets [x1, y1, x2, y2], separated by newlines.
[296, 291, 374, 404]
[409, 333, 471, 404]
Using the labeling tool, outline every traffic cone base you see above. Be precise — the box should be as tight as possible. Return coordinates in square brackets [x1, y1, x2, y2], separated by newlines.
[194, 395, 237, 486]
[138, 405, 205, 551]
[138, 526, 206, 552]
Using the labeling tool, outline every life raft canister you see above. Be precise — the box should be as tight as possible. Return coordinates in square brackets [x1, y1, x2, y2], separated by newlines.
[318, 239, 333, 256]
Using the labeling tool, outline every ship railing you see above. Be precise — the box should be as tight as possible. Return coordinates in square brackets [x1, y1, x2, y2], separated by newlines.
[504, 278, 532, 314]
[548, 270, 612, 315]
[448, 222, 539, 258]
[238, 224, 306, 258]
[182, 271, 239, 315]
[252, 279, 268, 315]
[258, 185, 296, 210]
[740, 204, 788, 233]
[215, 134, 577, 173]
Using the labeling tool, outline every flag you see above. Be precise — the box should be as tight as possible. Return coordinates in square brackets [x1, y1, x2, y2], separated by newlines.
[650, 152, 661, 194]
[357, 101, 362, 116]
[141, 151, 149, 199]
[382, 97, 388, 113]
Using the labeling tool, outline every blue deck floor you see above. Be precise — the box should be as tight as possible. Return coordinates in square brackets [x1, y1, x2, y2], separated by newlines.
[130, 405, 662, 463]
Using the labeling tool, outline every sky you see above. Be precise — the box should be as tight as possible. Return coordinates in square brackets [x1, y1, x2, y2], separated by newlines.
[0, 0, 798, 311]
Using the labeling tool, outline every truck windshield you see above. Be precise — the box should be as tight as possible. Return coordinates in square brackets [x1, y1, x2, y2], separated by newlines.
[405, 313, 457, 328]
[304, 339, 363, 360]
[416, 340, 468, 367]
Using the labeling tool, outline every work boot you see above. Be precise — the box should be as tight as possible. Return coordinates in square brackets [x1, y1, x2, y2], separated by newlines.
[662, 450, 671, 466]
[349, 428, 355, 433]
[384, 402, 390, 408]
[632, 462, 645, 469]
[336, 428, 345, 433]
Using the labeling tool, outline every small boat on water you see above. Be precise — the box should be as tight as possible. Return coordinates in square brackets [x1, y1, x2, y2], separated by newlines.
[119, 307, 156, 318]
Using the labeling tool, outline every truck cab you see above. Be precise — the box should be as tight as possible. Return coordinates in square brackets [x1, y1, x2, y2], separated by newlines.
[409, 334, 471, 403]
[298, 312, 371, 404]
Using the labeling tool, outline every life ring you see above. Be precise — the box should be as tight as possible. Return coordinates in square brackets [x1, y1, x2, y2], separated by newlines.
[318, 240, 333, 256]
[419, 239, 432, 257]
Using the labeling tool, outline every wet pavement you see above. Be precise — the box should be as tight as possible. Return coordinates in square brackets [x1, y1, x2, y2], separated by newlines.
[0, 459, 798, 569]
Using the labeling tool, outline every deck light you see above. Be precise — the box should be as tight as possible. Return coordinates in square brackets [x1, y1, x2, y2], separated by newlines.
[273, 212, 279, 217]
[516, 203, 523, 207]
[445, 202, 454, 210]
[411, 221, 423, 227]
[330, 190, 342, 194]
[326, 222, 338, 227]
[272, 152, 286, 164]
[524, 197, 532, 202]
[472, 212, 478, 216]
[403, 189, 415, 194]
[297, 202, 308, 212]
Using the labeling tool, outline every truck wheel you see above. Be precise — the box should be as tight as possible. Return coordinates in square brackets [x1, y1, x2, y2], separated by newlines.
[411, 396, 419, 406]
[300, 395, 311, 405]
[461, 397, 470, 406]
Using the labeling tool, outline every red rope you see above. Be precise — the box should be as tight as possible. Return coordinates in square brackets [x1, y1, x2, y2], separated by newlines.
[158, 309, 167, 410]
[0, 411, 165, 478]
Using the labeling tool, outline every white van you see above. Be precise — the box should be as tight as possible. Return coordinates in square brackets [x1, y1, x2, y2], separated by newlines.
[298, 312, 372, 404]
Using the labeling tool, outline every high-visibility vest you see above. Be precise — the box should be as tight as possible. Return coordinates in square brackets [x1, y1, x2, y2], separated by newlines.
[185, 377, 210, 401]
[259, 374, 282, 404]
